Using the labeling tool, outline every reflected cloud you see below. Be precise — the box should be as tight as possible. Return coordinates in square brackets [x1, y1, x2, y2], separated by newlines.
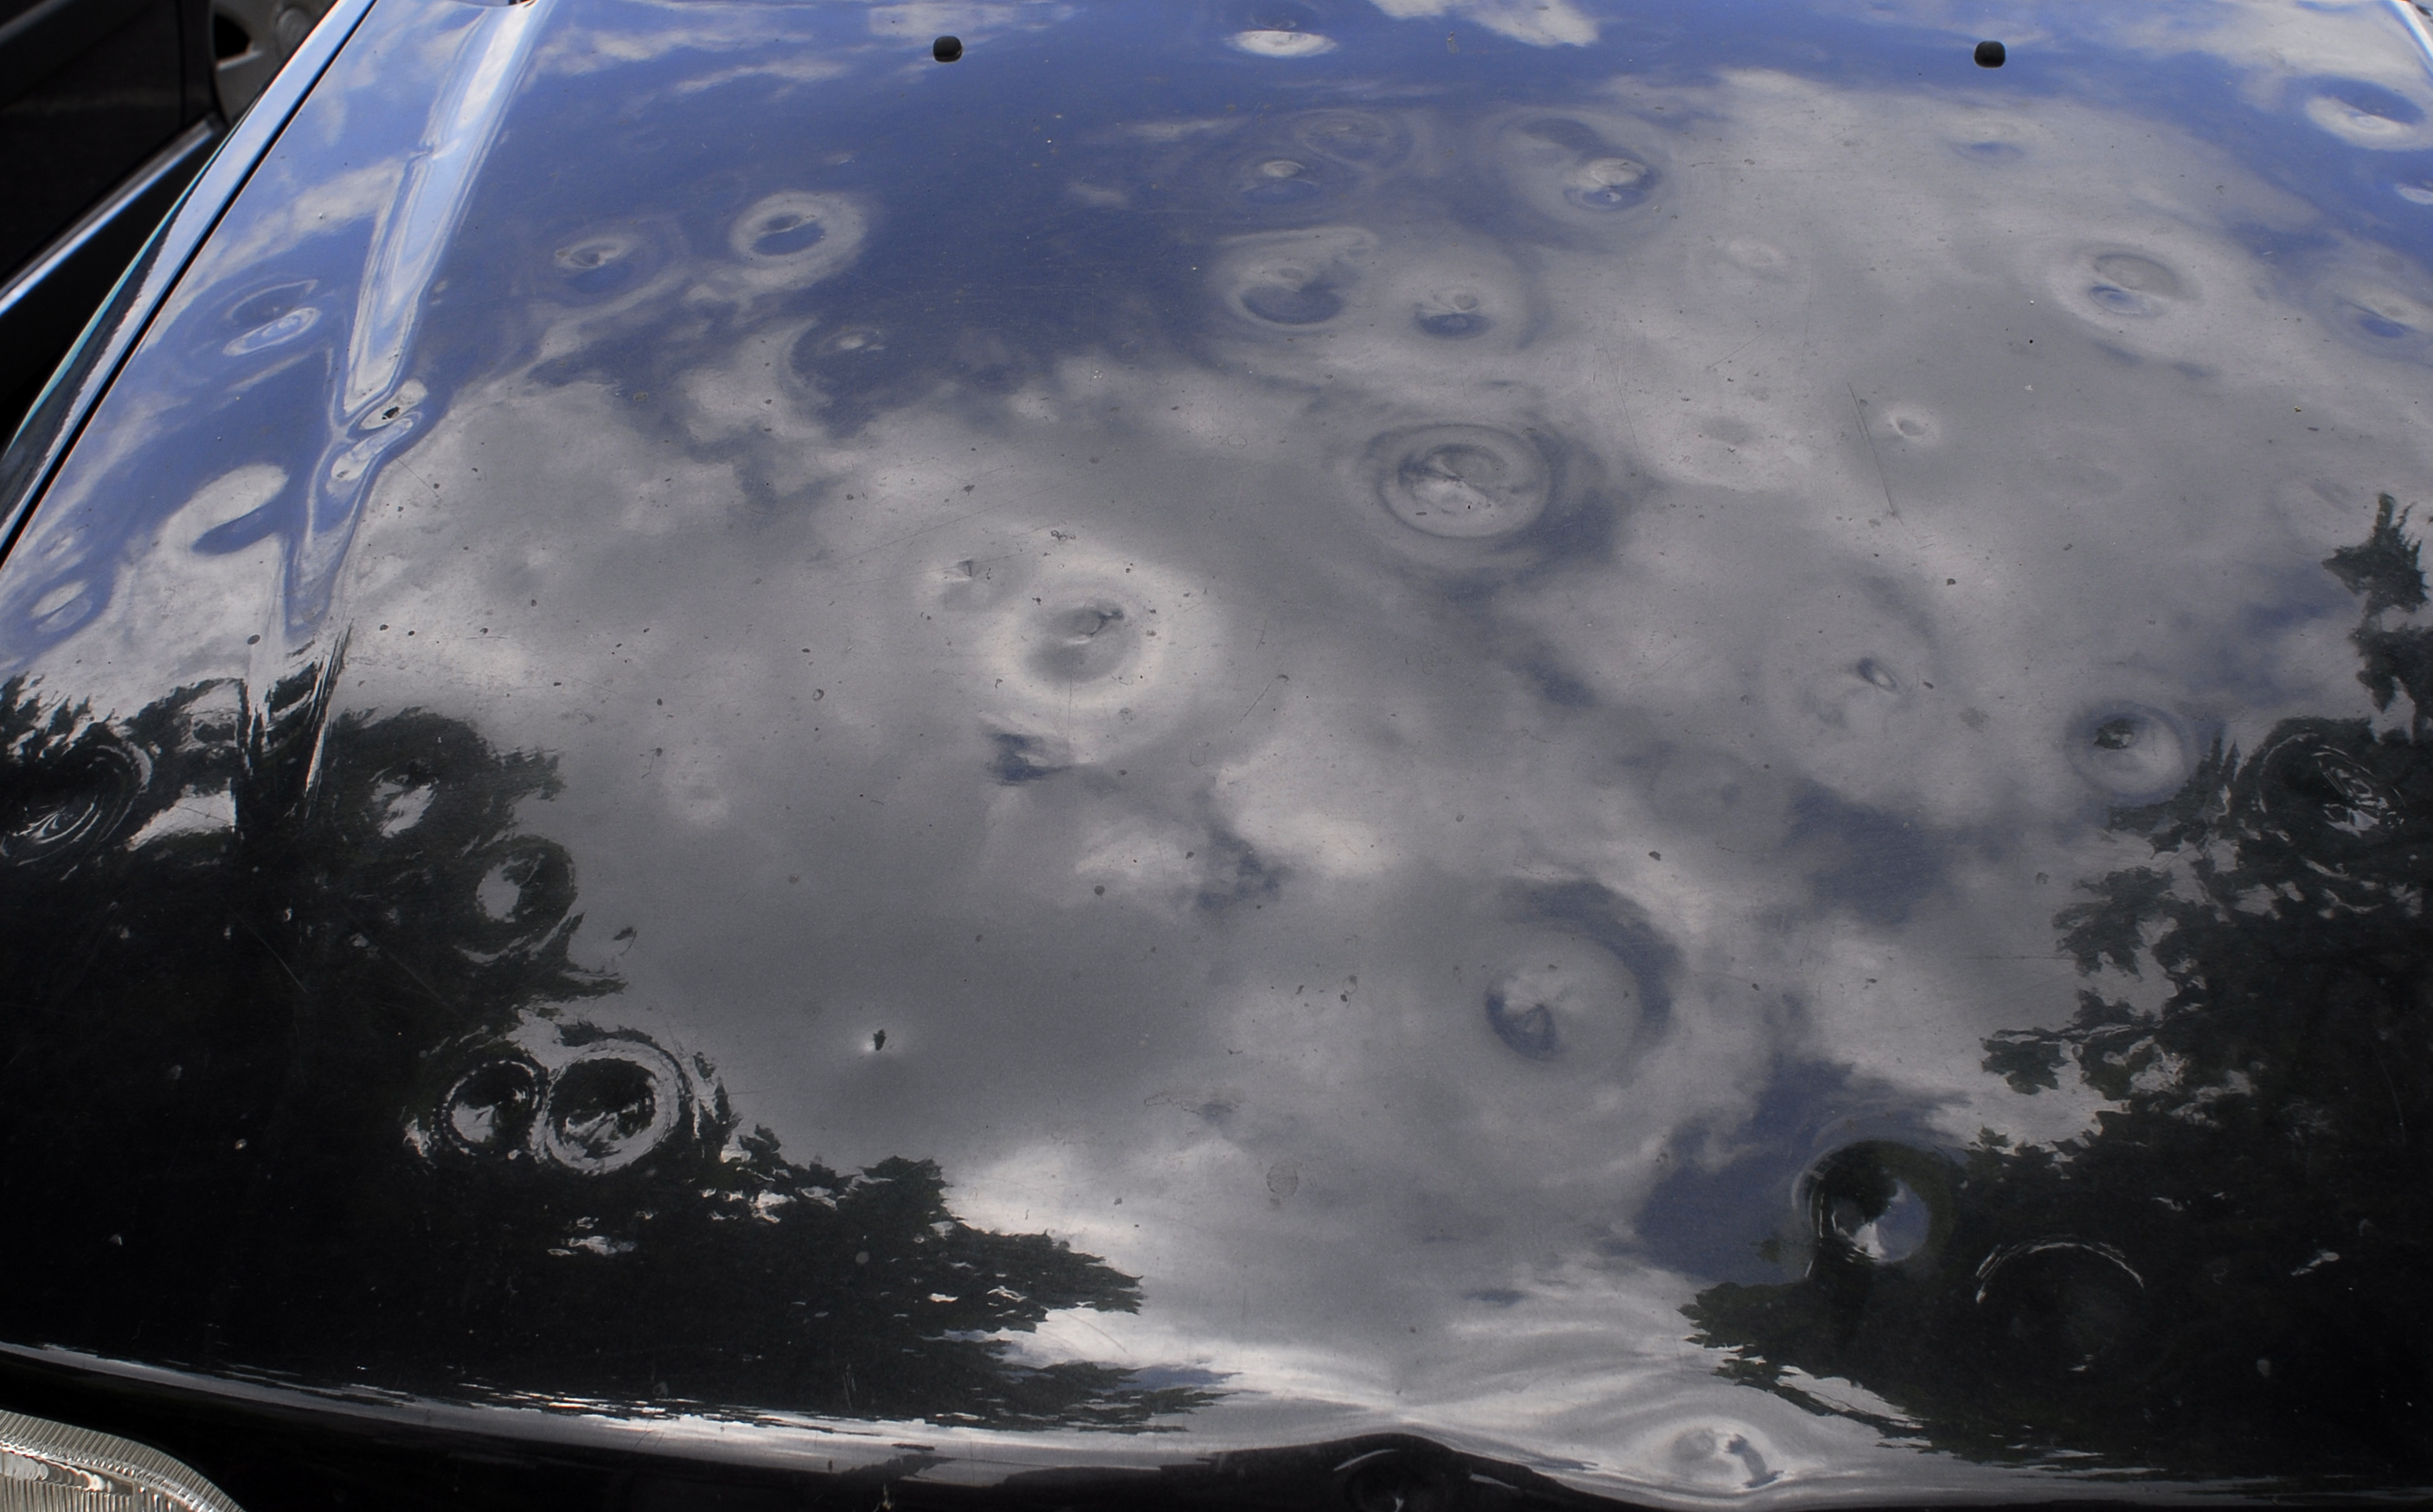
[1229, 29, 1337, 56]
[1368, 0, 1595, 48]
[865, 0, 1075, 41]
[1690, 502, 2433, 1477]
[5, 0, 2433, 1496]
[0, 668, 1201, 1429]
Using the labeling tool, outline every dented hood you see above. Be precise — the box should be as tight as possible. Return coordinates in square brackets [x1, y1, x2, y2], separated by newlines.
[5, 0, 2433, 1501]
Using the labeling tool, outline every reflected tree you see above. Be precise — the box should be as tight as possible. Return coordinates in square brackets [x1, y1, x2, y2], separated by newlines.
[1687, 497, 2433, 1478]
[0, 661, 1204, 1428]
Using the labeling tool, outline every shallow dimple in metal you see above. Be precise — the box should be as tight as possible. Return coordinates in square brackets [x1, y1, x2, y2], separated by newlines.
[3, 0, 2433, 1502]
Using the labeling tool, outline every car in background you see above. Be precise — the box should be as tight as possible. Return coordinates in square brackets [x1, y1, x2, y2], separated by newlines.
[0, 0, 324, 439]
[4, 0, 2433, 1506]
[203, 0, 326, 119]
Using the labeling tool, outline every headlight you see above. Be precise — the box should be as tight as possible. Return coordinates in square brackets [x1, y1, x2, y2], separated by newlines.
[0, 1410, 243, 1512]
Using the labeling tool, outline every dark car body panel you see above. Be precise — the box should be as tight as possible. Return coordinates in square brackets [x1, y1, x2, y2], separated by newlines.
[6, 0, 2433, 1503]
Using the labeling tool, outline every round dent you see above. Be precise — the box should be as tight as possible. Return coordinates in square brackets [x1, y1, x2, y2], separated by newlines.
[537, 1041, 690, 1174]
[1219, 227, 1376, 330]
[1499, 113, 1666, 228]
[2065, 704, 2197, 804]
[1481, 934, 1644, 1064]
[722, 191, 869, 290]
[1374, 424, 1551, 539]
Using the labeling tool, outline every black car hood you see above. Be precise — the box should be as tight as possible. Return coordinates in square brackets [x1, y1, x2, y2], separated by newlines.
[5, 0, 2433, 1499]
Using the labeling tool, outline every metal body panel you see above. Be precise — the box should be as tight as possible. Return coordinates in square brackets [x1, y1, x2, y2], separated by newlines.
[4, 0, 2433, 1501]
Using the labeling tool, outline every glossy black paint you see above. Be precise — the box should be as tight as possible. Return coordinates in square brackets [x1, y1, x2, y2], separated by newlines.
[1691, 510, 2433, 1475]
[0, 1353, 1659, 1512]
[5, 0, 2433, 1501]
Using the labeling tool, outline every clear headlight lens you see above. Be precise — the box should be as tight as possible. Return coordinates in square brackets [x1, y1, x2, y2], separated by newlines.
[0, 1408, 245, 1511]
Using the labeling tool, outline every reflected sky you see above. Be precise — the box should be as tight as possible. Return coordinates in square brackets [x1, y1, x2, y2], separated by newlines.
[4, 0, 2433, 1500]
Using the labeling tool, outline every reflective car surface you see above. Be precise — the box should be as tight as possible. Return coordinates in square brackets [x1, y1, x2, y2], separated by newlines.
[3, 0, 2433, 1502]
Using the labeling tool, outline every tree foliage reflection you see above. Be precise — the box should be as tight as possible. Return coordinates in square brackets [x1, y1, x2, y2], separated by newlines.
[1688, 498, 2433, 1477]
[0, 665, 1204, 1428]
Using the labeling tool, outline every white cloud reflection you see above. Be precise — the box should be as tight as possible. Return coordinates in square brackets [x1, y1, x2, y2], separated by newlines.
[1368, 0, 1596, 48]
[11, 0, 2433, 1501]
